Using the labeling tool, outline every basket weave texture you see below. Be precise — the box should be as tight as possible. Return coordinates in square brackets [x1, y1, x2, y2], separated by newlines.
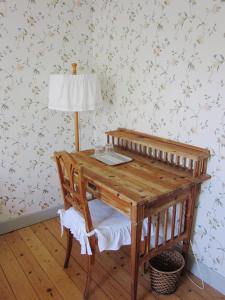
[149, 250, 185, 294]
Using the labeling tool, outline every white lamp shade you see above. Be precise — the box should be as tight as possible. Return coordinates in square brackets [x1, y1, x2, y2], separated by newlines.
[48, 74, 101, 112]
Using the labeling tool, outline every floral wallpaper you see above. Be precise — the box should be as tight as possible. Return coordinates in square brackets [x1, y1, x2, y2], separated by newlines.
[91, 0, 225, 278]
[1, 0, 225, 283]
[0, 0, 94, 222]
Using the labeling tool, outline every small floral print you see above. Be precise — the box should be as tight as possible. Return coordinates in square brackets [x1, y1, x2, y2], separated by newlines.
[0, 0, 225, 280]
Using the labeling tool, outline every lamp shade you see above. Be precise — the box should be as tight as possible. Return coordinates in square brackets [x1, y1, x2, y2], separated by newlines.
[48, 74, 101, 112]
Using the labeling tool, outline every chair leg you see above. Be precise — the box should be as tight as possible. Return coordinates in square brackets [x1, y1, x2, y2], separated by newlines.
[131, 221, 142, 300]
[64, 229, 73, 268]
[83, 254, 95, 299]
[84, 236, 96, 299]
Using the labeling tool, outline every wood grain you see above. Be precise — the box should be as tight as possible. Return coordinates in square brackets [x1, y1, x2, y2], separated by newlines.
[31, 221, 108, 300]
[0, 265, 16, 300]
[5, 230, 63, 300]
[0, 235, 39, 300]
[106, 128, 210, 160]
[19, 227, 83, 300]
[0, 218, 224, 300]
[71, 146, 209, 208]
[45, 218, 131, 300]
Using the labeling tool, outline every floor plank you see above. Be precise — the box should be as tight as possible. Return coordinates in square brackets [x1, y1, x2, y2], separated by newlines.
[0, 265, 16, 300]
[1, 217, 225, 300]
[31, 222, 108, 300]
[45, 219, 155, 300]
[18, 227, 83, 300]
[0, 235, 39, 300]
[181, 272, 225, 300]
[112, 247, 204, 300]
[5, 230, 63, 300]
[45, 219, 131, 300]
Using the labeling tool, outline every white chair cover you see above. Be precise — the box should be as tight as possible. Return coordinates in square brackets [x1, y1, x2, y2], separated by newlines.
[58, 199, 156, 255]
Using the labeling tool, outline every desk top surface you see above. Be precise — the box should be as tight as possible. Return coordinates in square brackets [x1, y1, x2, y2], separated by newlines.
[71, 147, 209, 206]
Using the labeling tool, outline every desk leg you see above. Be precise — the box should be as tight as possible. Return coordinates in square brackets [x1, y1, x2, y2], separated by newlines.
[131, 221, 142, 300]
[182, 186, 199, 265]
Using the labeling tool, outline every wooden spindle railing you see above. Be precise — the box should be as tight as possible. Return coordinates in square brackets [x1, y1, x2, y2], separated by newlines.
[163, 209, 168, 244]
[155, 213, 160, 249]
[105, 129, 210, 269]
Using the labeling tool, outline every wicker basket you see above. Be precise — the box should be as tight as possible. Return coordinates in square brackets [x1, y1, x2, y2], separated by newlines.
[149, 250, 185, 294]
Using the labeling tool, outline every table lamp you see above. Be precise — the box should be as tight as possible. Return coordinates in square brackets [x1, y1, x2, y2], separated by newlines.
[48, 63, 101, 151]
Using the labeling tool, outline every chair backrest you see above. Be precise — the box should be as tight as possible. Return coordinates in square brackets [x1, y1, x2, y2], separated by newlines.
[54, 151, 94, 233]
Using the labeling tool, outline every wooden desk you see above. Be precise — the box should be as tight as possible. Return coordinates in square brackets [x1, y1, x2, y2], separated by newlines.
[71, 128, 210, 300]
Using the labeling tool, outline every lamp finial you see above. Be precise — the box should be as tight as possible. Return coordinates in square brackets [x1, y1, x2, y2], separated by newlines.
[71, 63, 77, 75]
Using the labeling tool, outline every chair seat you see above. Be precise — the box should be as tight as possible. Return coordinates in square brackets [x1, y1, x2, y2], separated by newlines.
[59, 199, 151, 255]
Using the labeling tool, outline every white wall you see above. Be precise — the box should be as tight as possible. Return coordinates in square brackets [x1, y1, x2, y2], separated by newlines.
[91, 0, 225, 281]
[1, 0, 225, 292]
[0, 0, 93, 222]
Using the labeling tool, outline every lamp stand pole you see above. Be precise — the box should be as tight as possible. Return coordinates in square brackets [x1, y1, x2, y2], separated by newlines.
[71, 63, 80, 152]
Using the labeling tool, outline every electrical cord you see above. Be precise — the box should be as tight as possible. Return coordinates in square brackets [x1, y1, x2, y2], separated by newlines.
[186, 240, 205, 290]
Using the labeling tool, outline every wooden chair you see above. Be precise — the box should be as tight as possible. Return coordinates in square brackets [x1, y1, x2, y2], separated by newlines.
[55, 151, 137, 299]
[55, 151, 95, 299]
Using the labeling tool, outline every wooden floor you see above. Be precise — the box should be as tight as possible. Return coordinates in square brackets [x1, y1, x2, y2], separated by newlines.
[0, 218, 224, 300]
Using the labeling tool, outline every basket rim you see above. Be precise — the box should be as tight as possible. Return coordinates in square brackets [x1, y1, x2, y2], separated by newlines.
[149, 250, 185, 275]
